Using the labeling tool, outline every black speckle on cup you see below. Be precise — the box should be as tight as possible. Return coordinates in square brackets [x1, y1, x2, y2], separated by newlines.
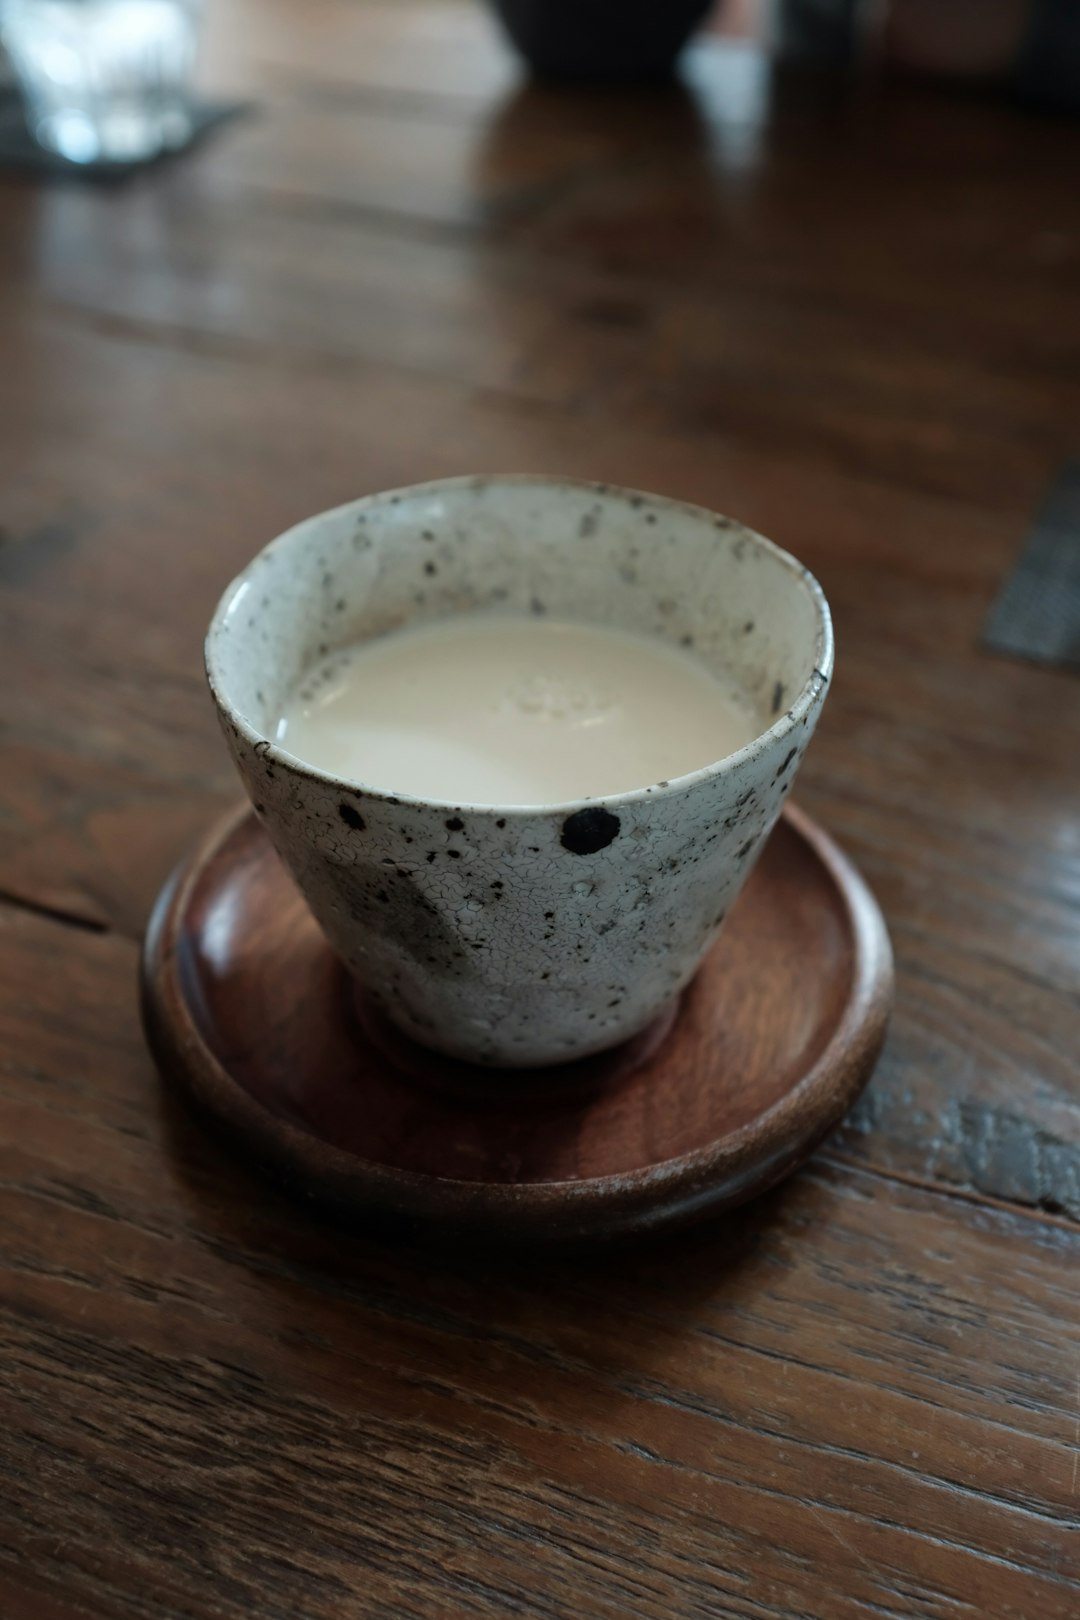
[561, 807, 621, 855]
[774, 747, 798, 782]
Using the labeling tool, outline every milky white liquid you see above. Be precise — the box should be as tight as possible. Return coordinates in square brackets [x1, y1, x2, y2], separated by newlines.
[275, 616, 759, 806]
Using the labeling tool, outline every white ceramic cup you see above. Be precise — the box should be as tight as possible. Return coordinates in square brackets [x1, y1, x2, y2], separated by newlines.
[206, 476, 832, 1067]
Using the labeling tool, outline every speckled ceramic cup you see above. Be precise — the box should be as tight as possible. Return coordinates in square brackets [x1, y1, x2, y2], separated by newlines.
[206, 476, 832, 1068]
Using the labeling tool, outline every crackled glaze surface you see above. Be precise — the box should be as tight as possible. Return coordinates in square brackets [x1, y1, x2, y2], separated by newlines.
[206, 476, 832, 1066]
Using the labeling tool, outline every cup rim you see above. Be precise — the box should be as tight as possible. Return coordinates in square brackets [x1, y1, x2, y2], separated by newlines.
[206, 473, 833, 817]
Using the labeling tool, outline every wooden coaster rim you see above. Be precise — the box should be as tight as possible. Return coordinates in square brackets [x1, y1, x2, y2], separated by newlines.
[141, 802, 893, 1238]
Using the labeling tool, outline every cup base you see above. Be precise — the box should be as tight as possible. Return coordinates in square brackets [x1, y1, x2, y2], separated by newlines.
[140, 803, 892, 1242]
[348, 985, 681, 1104]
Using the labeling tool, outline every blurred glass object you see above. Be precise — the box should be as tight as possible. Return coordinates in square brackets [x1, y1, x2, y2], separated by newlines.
[1, 0, 202, 164]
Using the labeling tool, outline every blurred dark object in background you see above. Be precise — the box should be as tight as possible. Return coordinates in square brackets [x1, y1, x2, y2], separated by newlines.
[879, 0, 1031, 81]
[779, 0, 1080, 111]
[1012, 2, 1080, 112]
[488, 0, 1080, 114]
[771, 0, 863, 64]
[488, 0, 714, 81]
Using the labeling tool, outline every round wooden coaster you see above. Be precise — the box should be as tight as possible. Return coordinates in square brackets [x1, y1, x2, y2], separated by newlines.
[141, 803, 893, 1240]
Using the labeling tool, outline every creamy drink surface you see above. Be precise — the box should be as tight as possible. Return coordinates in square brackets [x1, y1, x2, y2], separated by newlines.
[275, 615, 760, 806]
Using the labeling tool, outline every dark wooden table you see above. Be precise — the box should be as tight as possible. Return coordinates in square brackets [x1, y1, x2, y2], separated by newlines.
[2, 2, 1079, 1615]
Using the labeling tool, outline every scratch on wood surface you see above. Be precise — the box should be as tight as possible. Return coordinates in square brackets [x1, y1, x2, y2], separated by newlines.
[1072, 1373, 1078, 1497]
[806, 1502, 878, 1587]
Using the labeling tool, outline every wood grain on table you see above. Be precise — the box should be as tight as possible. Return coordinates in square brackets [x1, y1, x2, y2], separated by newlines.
[1, 2, 1078, 1615]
